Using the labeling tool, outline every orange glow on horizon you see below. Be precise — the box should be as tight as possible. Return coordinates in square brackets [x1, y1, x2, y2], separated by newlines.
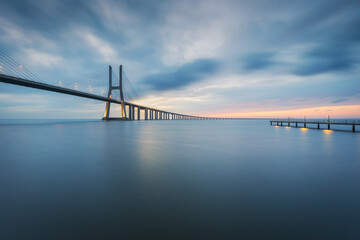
[207, 104, 360, 118]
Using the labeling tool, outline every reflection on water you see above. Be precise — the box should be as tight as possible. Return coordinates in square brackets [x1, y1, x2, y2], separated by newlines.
[323, 129, 333, 134]
[0, 119, 359, 239]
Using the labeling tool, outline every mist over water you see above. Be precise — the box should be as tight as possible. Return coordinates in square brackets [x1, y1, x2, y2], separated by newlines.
[0, 119, 359, 239]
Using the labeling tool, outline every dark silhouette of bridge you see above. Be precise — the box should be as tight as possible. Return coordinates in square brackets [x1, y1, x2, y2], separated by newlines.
[0, 50, 221, 120]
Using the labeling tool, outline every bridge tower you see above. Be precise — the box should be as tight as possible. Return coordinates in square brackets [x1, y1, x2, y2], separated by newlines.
[103, 65, 127, 120]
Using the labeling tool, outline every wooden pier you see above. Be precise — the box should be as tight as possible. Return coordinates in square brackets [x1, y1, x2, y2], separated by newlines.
[270, 120, 359, 132]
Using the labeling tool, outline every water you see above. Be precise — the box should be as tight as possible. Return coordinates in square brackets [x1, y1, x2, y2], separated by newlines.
[0, 119, 359, 239]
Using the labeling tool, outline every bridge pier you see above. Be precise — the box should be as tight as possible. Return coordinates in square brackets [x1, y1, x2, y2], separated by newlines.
[137, 107, 140, 120]
[128, 105, 132, 120]
[317, 122, 320, 129]
[353, 124, 356, 132]
[132, 106, 135, 120]
[145, 108, 148, 120]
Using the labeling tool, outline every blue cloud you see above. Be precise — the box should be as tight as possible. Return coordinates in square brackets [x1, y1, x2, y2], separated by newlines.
[240, 52, 275, 71]
[292, 45, 355, 76]
[142, 59, 219, 91]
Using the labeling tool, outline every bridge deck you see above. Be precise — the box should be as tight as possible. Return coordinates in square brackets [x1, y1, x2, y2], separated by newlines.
[0, 74, 201, 119]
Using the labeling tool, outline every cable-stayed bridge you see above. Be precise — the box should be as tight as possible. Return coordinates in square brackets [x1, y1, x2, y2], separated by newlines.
[0, 51, 218, 120]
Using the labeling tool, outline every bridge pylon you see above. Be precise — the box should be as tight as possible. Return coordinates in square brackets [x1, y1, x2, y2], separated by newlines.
[102, 65, 127, 120]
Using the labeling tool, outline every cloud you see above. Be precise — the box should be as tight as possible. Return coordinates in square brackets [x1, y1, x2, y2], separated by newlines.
[241, 52, 276, 71]
[292, 44, 355, 76]
[78, 29, 117, 62]
[142, 59, 219, 91]
[21, 48, 63, 67]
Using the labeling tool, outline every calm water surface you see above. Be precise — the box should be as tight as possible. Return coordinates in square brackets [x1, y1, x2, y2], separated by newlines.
[0, 120, 359, 239]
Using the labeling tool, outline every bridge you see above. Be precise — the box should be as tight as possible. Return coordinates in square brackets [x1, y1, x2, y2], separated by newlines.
[0, 51, 219, 120]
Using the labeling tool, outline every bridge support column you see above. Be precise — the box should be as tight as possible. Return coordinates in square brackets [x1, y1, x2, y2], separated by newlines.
[103, 65, 127, 120]
[295, 122, 297, 127]
[128, 105, 132, 120]
[353, 124, 355, 132]
[145, 108, 148, 120]
[137, 107, 140, 120]
[304, 123, 306, 128]
[328, 124, 330, 130]
[132, 106, 135, 120]
[318, 123, 320, 129]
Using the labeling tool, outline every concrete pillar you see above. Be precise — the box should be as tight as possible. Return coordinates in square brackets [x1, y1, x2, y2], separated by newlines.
[295, 122, 297, 127]
[137, 107, 140, 120]
[131, 105, 135, 120]
[304, 123, 306, 128]
[129, 105, 132, 120]
[317, 123, 320, 129]
[353, 124, 355, 132]
[328, 124, 330, 130]
[145, 108, 148, 120]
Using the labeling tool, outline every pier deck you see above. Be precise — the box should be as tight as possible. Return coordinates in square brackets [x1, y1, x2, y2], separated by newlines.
[270, 120, 359, 132]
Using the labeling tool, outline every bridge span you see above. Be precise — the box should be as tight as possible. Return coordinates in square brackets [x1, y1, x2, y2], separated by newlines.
[0, 65, 213, 120]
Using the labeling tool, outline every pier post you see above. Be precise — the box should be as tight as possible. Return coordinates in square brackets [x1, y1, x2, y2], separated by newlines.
[137, 107, 140, 120]
[328, 124, 330, 130]
[145, 108, 148, 120]
[304, 122, 306, 128]
[317, 122, 320, 129]
[295, 122, 298, 127]
[353, 124, 355, 132]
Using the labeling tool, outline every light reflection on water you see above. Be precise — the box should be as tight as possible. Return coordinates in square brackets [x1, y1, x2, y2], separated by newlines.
[0, 119, 359, 239]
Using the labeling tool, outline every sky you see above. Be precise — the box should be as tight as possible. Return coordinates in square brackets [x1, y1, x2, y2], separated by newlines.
[0, 0, 359, 119]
